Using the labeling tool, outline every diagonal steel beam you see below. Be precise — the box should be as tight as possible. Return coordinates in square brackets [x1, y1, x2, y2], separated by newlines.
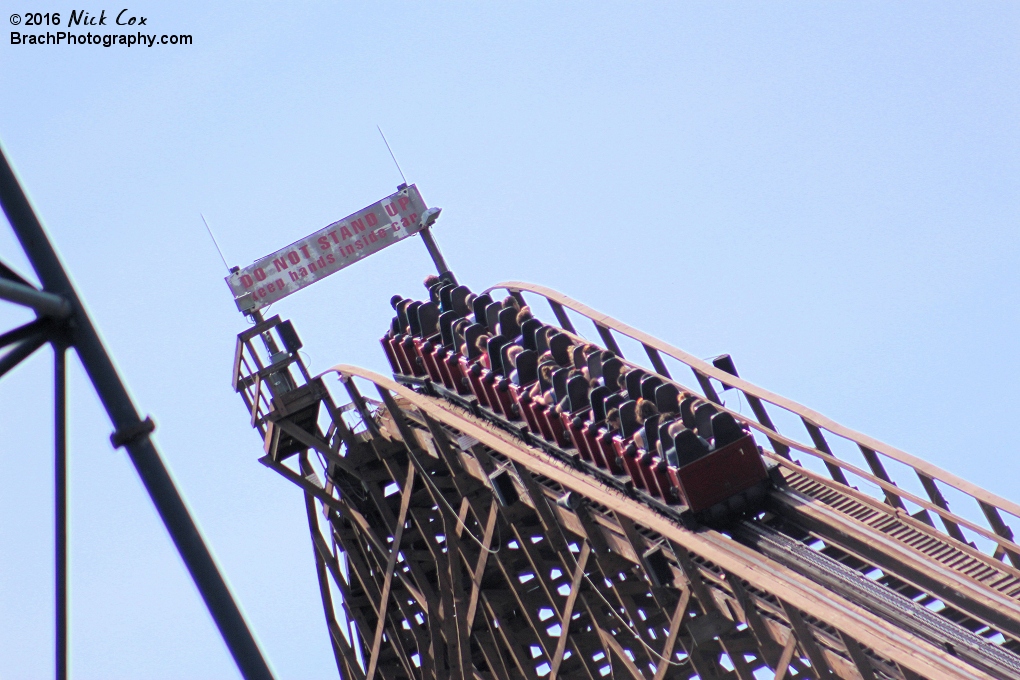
[0, 146, 274, 680]
[0, 332, 47, 379]
[0, 318, 51, 350]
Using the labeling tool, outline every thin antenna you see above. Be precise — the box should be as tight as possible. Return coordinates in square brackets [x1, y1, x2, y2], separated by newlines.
[201, 213, 231, 273]
[377, 126, 408, 186]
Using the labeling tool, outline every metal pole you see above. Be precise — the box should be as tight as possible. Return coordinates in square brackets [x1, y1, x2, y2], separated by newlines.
[0, 147, 275, 680]
[419, 227, 457, 284]
[0, 278, 71, 318]
[55, 343, 67, 680]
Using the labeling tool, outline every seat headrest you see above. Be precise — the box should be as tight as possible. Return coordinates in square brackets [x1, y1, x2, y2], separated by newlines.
[549, 333, 572, 366]
[625, 369, 647, 401]
[567, 375, 590, 414]
[640, 375, 663, 402]
[521, 318, 543, 351]
[472, 293, 492, 325]
[654, 384, 681, 414]
[516, 350, 538, 385]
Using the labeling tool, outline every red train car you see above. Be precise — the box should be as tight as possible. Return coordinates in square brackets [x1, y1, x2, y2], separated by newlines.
[671, 433, 771, 526]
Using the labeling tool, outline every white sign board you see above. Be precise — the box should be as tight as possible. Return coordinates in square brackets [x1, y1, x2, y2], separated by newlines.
[226, 185, 428, 311]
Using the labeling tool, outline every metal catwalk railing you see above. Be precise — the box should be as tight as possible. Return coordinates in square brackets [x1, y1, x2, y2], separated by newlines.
[485, 281, 1020, 570]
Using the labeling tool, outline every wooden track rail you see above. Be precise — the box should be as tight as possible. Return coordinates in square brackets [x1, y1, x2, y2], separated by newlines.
[484, 282, 1020, 569]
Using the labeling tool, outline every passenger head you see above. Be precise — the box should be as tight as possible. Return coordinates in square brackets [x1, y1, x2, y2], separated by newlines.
[503, 295, 521, 311]
[516, 306, 533, 326]
[606, 407, 621, 431]
[539, 363, 554, 383]
[423, 274, 440, 291]
[616, 367, 630, 391]
[636, 398, 658, 423]
[475, 333, 491, 354]
[506, 345, 523, 366]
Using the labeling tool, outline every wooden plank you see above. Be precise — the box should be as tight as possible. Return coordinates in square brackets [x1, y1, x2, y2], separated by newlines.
[773, 632, 799, 680]
[858, 445, 905, 509]
[781, 600, 834, 679]
[803, 419, 850, 487]
[916, 472, 968, 544]
[466, 501, 499, 627]
[653, 588, 692, 680]
[838, 631, 878, 680]
[596, 323, 624, 357]
[723, 573, 785, 670]
[547, 299, 577, 334]
[366, 465, 416, 680]
[550, 542, 591, 680]
[644, 344, 672, 378]
[597, 624, 646, 680]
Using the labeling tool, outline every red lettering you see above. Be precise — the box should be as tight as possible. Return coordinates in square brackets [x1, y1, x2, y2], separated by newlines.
[318, 236, 330, 250]
[326, 253, 336, 264]
[273, 257, 289, 272]
[345, 245, 355, 256]
[367, 230, 378, 244]
[299, 266, 308, 277]
[366, 212, 379, 227]
[254, 268, 267, 282]
[287, 251, 301, 265]
[350, 219, 365, 234]
[266, 282, 276, 293]
[240, 274, 254, 288]
[398, 197, 410, 211]
[257, 287, 266, 297]
[377, 229, 387, 240]
[275, 279, 285, 289]
[289, 271, 301, 282]
[329, 230, 340, 244]
[299, 245, 311, 258]
[355, 239, 363, 250]
[308, 262, 317, 273]
[340, 226, 353, 240]
[385, 203, 398, 217]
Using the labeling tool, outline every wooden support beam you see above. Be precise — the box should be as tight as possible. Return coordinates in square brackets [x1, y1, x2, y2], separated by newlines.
[723, 573, 785, 670]
[781, 600, 834, 679]
[366, 465, 416, 680]
[652, 588, 692, 680]
[550, 542, 591, 680]
[803, 420, 850, 487]
[597, 624, 647, 680]
[837, 631, 878, 680]
[774, 632, 800, 680]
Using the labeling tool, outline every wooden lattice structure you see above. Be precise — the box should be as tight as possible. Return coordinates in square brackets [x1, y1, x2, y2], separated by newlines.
[232, 285, 1020, 680]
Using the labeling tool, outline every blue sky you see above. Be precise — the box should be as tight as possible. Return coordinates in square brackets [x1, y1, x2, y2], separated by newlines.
[1, 2, 1018, 678]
